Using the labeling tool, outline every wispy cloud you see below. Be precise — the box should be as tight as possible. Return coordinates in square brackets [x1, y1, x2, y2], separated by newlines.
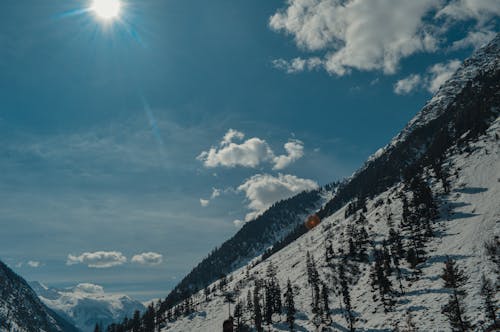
[27, 260, 41, 268]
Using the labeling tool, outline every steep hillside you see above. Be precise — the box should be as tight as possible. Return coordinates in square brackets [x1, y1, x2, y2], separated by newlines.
[163, 117, 499, 331]
[0, 261, 79, 332]
[111, 33, 500, 332]
[161, 185, 336, 309]
[30, 282, 145, 332]
[165, 115, 500, 331]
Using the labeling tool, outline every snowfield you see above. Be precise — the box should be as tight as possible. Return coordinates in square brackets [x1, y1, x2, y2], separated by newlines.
[164, 118, 499, 332]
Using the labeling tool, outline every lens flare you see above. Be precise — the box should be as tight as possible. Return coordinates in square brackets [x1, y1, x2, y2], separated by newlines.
[91, 0, 121, 20]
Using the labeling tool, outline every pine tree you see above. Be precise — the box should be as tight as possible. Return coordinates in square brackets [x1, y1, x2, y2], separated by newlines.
[370, 247, 394, 311]
[264, 281, 273, 325]
[253, 286, 263, 332]
[284, 280, 296, 332]
[143, 303, 156, 332]
[132, 310, 141, 332]
[480, 274, 498, 328]
[233, 301, 244, 331]
[440, 257, 472, 331]
[246, 289, 254, 316]
[338, 262, 355, 332]
[306, 251, 320, 307]
[320, 283, 331, 324]
[204, 286, 210, 302]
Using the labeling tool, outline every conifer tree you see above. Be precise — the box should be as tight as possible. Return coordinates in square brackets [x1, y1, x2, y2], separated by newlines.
[320, 283, 331, 324]
[253, 286, 263, 332]
[440, 257, 472, 331]
[233, 301, 244, 331]
[480, 274, 498, 328]
[143, 303, 156, 332]
[132, 310, 141, 332]
[338, 262, 355, 332]
[246, 289, 253, 316]
[284, 280, 296, 332]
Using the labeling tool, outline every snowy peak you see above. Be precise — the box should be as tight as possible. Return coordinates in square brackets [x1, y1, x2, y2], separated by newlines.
[391, 32, 500, 150]
[29, 281, 146, 332]
[319, 33, 500, 220]
[0, 261, 78, 332]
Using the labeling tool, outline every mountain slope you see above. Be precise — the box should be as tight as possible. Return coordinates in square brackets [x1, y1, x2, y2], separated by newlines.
[0, 261, 79, 332]
[156, 34, 500, 331]
[30, 282, 145, 332]
[165, 117, 499, 331]
[161, 185, 336, 309]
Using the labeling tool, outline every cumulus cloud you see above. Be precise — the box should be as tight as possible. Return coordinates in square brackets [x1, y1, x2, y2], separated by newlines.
[394, 74, 422, 95]
[197, 129, 305, 170]
[394, 59, 461, 95]
[269, 0, 499, 75]
[67, 251, 127, 268]
[131, 252, 163, 266]
[238, 173, 318, 221]
[27, 260, 41, 268]
[74, 283, 105, 294]
[272, 140, 305, 170]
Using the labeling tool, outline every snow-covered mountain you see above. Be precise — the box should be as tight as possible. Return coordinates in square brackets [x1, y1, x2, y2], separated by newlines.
[0, 261, 79, 332]
[164, 120, 499, 331]
[110, 33, 500, 332]
[29, 282, 145, 332]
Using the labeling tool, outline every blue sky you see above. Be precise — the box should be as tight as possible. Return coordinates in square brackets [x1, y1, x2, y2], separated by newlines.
[0, 0, 498, 301]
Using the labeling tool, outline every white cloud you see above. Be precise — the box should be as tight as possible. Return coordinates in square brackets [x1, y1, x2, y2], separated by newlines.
[197, 130, 305, 170]
[27, 260, 41, 268]
[270, 0, 439, 75]
[197, 137, 274, 168]
[131, 252, 163, 266]
[270, 0, 499, 76]
[272, 57, 323, 73]
[394, 74, 422, 95]
[221, 129, 245, 146]
[451, 30, 497, 50]
[67, 251, 127, 268]
[272, 140, 305, 170]
[211, 188, 221, 199]
[437, 0, 500, 22]
[233, 219, 245, 227]
[426, 59, 461, 93]
[200, 198, 210, 207]
[74, 283, 105, 294]
[394, 59, 461, 95]
[238, 173, 318, 221]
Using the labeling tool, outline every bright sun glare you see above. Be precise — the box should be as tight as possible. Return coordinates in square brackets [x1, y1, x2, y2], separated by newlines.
[91, 0, 122, 20]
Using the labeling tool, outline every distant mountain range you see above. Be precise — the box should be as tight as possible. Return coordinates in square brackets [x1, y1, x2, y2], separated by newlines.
[0, 261, 78, 332]
[29, 281, 145, 332]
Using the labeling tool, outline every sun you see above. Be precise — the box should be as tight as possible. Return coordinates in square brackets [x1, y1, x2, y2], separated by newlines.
[91, 0, 122, 20]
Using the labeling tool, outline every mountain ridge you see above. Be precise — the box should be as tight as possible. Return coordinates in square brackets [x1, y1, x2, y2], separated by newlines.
[0, 260, 79, 332]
